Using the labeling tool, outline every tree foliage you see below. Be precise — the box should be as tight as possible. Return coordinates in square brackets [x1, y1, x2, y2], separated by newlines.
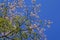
[0, 0, 52, 40]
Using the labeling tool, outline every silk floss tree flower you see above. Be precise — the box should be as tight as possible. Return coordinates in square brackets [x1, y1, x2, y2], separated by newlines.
[0, 0, 52, 40]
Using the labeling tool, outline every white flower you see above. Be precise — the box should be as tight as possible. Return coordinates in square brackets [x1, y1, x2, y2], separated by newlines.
[34, 24, 37, 27]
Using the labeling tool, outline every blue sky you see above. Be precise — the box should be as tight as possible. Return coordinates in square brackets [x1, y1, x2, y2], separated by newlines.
[0, 0, 60, 40]
[40, 0, 60, 40]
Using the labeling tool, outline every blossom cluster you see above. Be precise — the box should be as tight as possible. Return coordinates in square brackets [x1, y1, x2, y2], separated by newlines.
[0, 0, 52, 40]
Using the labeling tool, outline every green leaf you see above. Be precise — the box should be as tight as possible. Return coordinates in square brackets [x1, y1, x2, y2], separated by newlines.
[0, 18, 14, 32]
[25, 20, 31, 26]
[22, 32, 28, 39]
[13, 37, 20, 40]
[27, 27, 32, 33]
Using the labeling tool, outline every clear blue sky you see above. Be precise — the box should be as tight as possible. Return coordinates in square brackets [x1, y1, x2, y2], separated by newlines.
[40, 0, 60, 40]
[0, 0, 60, 40]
